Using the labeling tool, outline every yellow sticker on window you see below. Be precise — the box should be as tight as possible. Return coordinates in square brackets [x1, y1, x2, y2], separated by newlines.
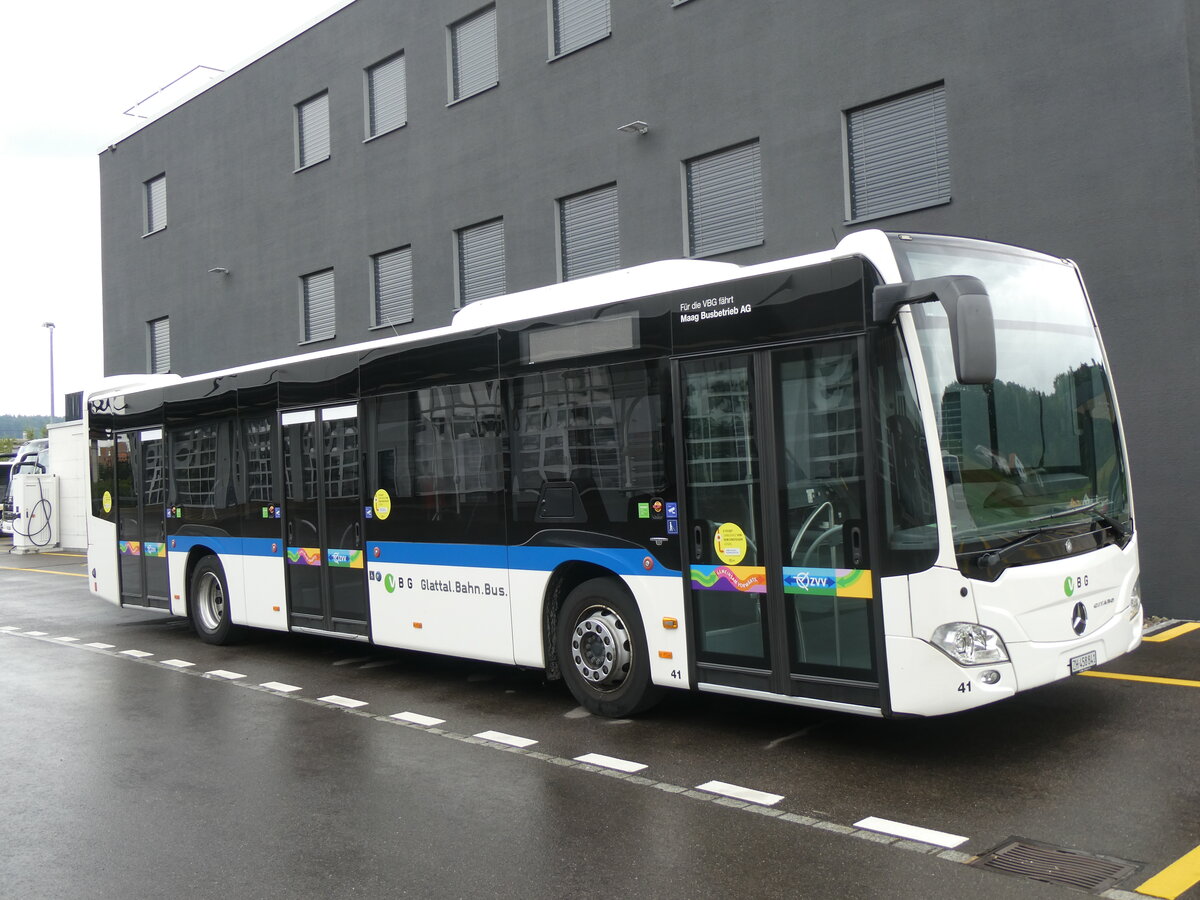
[102, 491, 113, 514]
[373, 488, 392, 521]
[714, 522, 747, 565]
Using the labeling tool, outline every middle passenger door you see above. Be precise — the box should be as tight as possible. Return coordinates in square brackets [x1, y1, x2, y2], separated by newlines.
[281, 404, 368, 638]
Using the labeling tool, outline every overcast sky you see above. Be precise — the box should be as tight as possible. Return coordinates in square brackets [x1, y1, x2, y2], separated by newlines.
[0, 0, 354, 417]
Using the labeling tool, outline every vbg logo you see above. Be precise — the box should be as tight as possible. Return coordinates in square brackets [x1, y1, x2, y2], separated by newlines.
[1064, 574, 1089, 597]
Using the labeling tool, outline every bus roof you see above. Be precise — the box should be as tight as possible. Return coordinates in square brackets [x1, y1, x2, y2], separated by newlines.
[87, 230, 899, 404]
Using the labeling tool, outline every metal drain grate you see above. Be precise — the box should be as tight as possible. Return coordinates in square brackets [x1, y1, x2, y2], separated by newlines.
[971, 837, 1140, 893]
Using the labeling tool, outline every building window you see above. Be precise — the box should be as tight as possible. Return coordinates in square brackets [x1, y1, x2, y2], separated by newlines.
[685, 140, 763, 257]
[372, 246, 414, 328]
[456, 219, 505, 304]
[295, 91, 331, 169]
[551, 0, 610, 57]
[148, 317, 170, 373]
[846, 83, 949, 222]
[300, 269, 336, 343]
[449, 5, 498, 103]
[366, 52, 407, 138]
[559, 184, 619, 280]
[144, 174, 167, 235]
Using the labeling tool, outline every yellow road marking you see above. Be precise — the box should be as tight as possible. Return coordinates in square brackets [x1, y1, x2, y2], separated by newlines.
[1137, 843, 1200, 899]
[1080, 671, 1200, 689]
[41, 552, 86, 558]
[0, 566, 87, 578]
[1143, 622, 1200, 643]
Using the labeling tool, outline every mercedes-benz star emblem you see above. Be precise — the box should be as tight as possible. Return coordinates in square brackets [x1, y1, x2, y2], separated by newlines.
[1071, 601, 1088, 635]
[1064, 538, 1074, 554]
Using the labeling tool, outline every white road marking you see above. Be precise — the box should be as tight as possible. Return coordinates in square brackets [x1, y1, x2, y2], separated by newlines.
[84, 642, 115, 649]
[319, 695, 368, 708]
[23, 631, 49, 636]
[332, 656, 373, 667]
[0, 626, 19, 632]
[359, 660, 399, 670]
[54, 636, 80, 642]
[474, 730, 537, 748]
[161, 659, 195, 668]
[391, 711, 446, 727]
[205, 669, 246, 680]
[563, 707, 591, 719]
[696, 780, 784, 807]
[260, 681, 302, 693]
[120, 649, 153, 658]
[853, 816, 968, 849]
[574, 752, 647, 773]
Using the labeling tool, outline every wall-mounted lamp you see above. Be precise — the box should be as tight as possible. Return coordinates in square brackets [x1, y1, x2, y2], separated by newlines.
[208, 267, 230, 276]
[617, 120, 650, 136]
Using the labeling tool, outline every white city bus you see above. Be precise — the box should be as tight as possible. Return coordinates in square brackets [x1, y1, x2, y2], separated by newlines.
[85, 231, 1141, 718]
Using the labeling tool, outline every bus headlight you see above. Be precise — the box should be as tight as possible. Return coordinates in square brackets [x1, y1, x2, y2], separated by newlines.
[931, 623, 1009, 666]
[1129, 577, 1142, 620]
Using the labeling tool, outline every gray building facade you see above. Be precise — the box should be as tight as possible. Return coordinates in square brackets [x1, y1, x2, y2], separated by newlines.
[99, 0, 1200, 617]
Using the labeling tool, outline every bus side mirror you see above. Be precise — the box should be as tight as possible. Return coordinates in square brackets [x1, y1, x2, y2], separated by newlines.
[872, 275, 996, 385]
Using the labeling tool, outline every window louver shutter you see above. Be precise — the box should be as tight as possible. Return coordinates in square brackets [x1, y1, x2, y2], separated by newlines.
[686, 141, 763, 257]
[297, 93, 330, 167]
[452, 6, 498, 100]
[560, 184, 619, 280]
[149, 318, 170, 373]
[374, 247, 414, 326]
[847, 84, 949, 220]
[303, 270, 336, 341]
[368, 54, 407, 136]
[145, 176, 167, 233]
[554, 0, 610, 56]
[458, 220, 505, 304]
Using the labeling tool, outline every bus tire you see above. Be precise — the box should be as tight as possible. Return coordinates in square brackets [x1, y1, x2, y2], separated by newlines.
[557, 577, 664, 717]
[189, 555, 240, 645]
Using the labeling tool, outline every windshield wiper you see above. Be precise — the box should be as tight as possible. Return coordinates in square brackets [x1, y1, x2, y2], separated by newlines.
[1094, 508, 1129, 540]
[1027, 499, 1103, 524]
[1029, 499, 1129, 541]
[974, 531, 1040, 569]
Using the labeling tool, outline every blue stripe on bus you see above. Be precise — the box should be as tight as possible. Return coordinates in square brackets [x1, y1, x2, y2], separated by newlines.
[169, 536, 281, 558]
[368, 541, 679, 577]
[166, 536, 678, 577]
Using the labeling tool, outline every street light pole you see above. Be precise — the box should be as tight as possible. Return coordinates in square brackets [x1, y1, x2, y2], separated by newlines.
[42, 322, 55, 418]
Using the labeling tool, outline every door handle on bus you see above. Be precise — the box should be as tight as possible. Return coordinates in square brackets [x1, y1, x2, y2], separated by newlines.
[692, 525, 704, 562]
[849, 525, 864, 567]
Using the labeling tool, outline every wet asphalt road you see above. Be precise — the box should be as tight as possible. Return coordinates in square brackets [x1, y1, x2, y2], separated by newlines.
[1, 541, 1196, 899]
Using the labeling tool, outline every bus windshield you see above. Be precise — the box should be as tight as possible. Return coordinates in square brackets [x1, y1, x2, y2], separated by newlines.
[895, 236, 1131, 561]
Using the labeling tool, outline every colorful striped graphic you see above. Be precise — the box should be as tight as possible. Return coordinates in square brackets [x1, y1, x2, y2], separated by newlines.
[287, 547, 322, 566]
[118, 541, 142, 556]
[781, 567, 872, 598]
[327, 549, 363, 569]
[690, 565, 767, 594]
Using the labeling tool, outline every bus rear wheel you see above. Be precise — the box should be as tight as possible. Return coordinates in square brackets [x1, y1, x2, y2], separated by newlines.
[190, 556, 241, 645]
[557, 578, 663, 717]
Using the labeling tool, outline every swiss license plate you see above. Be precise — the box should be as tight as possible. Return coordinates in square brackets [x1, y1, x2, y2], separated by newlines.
[1070, 650, 1098, 674]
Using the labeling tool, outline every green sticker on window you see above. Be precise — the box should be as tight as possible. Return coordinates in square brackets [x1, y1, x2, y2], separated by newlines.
[638, 502, 650, 519]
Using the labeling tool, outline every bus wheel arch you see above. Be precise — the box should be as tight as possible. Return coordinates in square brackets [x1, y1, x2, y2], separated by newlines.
[187, 551, 241, 645]
[552, 572, 664, 717]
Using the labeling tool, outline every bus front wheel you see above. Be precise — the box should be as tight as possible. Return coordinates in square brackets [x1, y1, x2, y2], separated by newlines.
[557, 578, 663, 717]
[189, 556, 241, 645]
